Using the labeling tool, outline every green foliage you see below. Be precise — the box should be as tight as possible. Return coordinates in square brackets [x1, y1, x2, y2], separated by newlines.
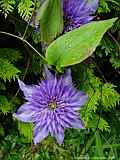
[18, 121, 33, 143]
[98, 0, 120, 13]
[88, 114, 110, 132]
[0, 48, 22, 81]
[98, 0, 110, 13]
[0, 96, 12, 114]
[29, 54, 44, 75]
[40, 0, 63, 43]
[80, 66, 119, 131]
[102, 83, 120, 110]
[111, 19, 120, 32]
[96, 33, 120, 69]
[94, 131, 104, 158]
[32, 31, 41, 44]
[96, 0, 120, 69]
[0, 133, 35, 160]
[110, 55, 120, 69]
[0, 48, 22, 63]
[46, 18, 117, 71]
[18, 0, 35, 20]
[0, 0, 15, 18]
[0, 123, 5, 137]
[0, 0, 120, 159]
[0, 58, 20, 81]
[0, 82, 6, 90]
[0, 48, 22, 114]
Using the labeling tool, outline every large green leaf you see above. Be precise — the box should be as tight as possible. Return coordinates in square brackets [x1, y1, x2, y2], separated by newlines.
[46, 18, 117, 70]
[40, 0, 63, 43]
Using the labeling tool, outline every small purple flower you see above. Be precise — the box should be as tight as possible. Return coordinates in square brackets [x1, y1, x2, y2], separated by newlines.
[63, 0, 99, 32]
[13, 66, 88, 145]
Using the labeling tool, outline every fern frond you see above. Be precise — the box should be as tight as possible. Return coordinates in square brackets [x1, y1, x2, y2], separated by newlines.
[0, 96, 11, 114]
[81, 67, 102, 119]
[18, 0, 34, 21]
[110, 55, 120, 69]
[0, 0, 15, 18]
[111, 19, 120, 32]
[98, 116, 110, 132]
[82, 67, 102, 91]
[88, 91, 100, 113]
[96, 34, 120, 69]
[81, 67, 120, 129]
[87, 114, 110, 132]
[0, 58, 20, 81]
[102, 83, 120, 110]
[0, 48, 22, 63]
[98, 0, 110, 13]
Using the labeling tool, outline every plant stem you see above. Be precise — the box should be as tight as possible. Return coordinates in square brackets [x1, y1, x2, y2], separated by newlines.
[0, 31, 47, 62]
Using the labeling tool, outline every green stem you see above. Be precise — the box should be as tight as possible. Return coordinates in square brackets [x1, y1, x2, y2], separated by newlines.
[22, 0, 37, 39]
[22, 22, 30, 39]
[0, 31, 47, 62]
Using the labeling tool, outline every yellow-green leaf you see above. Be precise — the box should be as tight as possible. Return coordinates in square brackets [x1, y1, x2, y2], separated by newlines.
[46, 18, 117, 70]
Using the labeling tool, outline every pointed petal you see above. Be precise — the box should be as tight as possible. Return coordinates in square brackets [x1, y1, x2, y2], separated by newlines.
[43, 65, 54, 80]
[65, 92, 88, 110]
[51, 77, 57, 96]
[13, 103, 36, 122]
[54, 125, 64, 145]
[58, 109, 84, 129]
[71, 0, 99, 16]
[63, 0, 99, 16]
[70, 118, 84, 129]
[86, 0, 99, 13]
[18, 79, 37, 100]
[34, 125, 49, 145]
[61, 69, 72, 85]
[65, 110, 84, 129]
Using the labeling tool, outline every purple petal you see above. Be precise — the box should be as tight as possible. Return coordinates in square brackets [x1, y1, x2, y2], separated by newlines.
[54, 125, 64, 145]
[65, 92, 88, 110]
[59, 113, 84, 129]
[18, 79, 37, 100]
[70, 118, 84, 129]
[62, 69, 72, 85]
[13, 103, 35, 122]
[51, 77, 57, 96]
[86, 0, 99, 13]
[63, 0, 99, 16]
[34, 125, 49, 145]
[43, 65, 54, 80]
[63, 0, 99, 32]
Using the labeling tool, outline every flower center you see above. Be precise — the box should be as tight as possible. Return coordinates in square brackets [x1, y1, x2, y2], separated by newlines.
[48, 101, 57, 109]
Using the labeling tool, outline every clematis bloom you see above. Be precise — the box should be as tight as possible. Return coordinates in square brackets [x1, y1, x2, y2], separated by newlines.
[63, 0, 99, 32]
[30, 0, 99, 33]
[13, 66, 88, 145]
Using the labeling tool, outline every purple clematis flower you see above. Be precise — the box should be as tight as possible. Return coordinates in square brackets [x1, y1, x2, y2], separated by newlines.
[13, 66, 88, 145]
[31, 0, 99, 33]
[63, 0, 99, 32]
